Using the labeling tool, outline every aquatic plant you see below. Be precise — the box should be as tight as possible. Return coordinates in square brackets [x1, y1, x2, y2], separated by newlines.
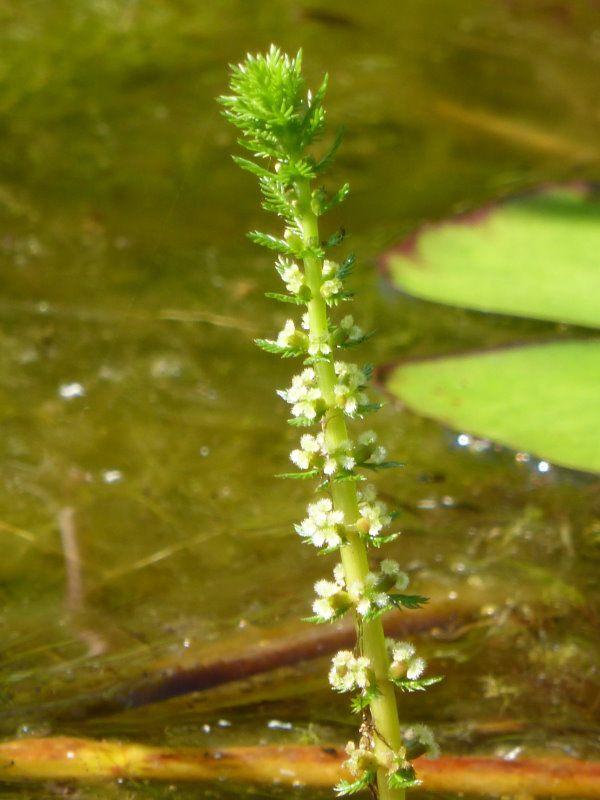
[219, 46, 440, 799]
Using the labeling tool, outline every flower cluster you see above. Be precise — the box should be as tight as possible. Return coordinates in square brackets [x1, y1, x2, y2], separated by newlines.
[389, 642, 426, 681]
[276, 256, 304, 295]
[355, 430, 387, 465]
[343, 738, 379, 778]
[320, 259, 343, 299]
[312, 565, 350, 621]
[275, 319, 305, 349]
[335, 314, 365, 347]
[339, 737, 418, 796]
[288, 431, 389, 481]
[329, 650, 371, 693]
[385, 640, 442, 693]
[333, 361, 370, 416]
[348, 560, 410, 617]
[311, 559, 419, 623]
[295, 498, 345, 548]
[403, 724, 440, 759]
[277, 368, 324, 420]
[356, 485, 394, 539]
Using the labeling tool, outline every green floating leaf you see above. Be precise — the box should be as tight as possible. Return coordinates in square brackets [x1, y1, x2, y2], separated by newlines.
[386, 340, 600, 474]
[385, 185, 600, 329]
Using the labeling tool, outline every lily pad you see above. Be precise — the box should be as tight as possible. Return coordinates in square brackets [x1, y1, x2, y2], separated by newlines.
[386, 340, 600, 474]
[385, 185, 600, 330]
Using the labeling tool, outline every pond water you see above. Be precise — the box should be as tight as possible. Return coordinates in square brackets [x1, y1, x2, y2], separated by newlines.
[1, 1, 599, 798]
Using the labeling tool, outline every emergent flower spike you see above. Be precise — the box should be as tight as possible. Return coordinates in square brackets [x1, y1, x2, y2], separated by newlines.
[220, 46, 441, 800]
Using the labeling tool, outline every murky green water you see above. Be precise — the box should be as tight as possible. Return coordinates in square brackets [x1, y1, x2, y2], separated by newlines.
[1, 1, 599, 797]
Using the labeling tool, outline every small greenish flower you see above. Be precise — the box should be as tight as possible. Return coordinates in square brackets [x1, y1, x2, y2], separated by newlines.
[356, 430, 388, 465]
[356, 497, 392, 538]
[376, 559, 409, 591]
[323, 439, 355, 475]
[321, 277, 343, 299]
[312, 574, 350, 621]
[308, 331, 332, 357]
[333, 361, 370, 416]
[343, 739, 379, 776]
[339, 314, 364, 343]
[276, 256, 304, 294]
[403, 723, 440, 759]
[329, 651, 371, 692]
[348, 575, 389, 617]
[389, 641, 426, 681]
[289, 432, 323, 469]
[295, 497, 345, 548]
[278, 368, 323, 419]
[276, 319, 307, 349]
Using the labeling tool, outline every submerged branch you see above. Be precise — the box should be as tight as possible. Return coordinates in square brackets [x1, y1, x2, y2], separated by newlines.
[0, 737, 599, 797]
[1, 593, 480, 725]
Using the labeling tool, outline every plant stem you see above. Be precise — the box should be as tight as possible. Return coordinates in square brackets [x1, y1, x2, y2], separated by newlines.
[296, 179, 405, 800]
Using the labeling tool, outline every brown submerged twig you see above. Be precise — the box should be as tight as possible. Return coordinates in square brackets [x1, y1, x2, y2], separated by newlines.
[0, 737, 599, 797]
[0, 588, 504, 723]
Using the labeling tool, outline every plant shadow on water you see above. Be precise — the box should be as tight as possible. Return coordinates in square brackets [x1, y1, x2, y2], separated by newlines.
[0, 1, 599, 797]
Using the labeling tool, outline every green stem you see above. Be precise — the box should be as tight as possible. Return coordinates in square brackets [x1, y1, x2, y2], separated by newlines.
[295, 179, 405, 800]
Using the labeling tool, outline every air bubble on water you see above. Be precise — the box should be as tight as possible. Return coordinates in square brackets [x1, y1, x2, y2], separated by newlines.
[19, 348, 38, 364]
[150, 356, 183, 379]
[457, 433, 471, 447]
[199, 446, 210, 457]
[102, 470, 123, 484]
[417, 497, 437, 510]
[59, 382, 85, 399]
[503, 745, 523, 761]
[267, 720, 293, 730]
[537, 460, 551, 473]
[217, 719, 231, 728]
[98, 365, 123, 382]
